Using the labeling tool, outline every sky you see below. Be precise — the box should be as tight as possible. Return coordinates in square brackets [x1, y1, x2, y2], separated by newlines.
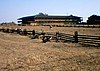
[0, 0, 100, 23]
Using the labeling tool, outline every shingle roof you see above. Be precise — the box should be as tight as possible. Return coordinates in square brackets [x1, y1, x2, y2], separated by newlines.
[18, 16, 35, 20]
[18, 13, 82, 20]
[89, 15, 100, 20]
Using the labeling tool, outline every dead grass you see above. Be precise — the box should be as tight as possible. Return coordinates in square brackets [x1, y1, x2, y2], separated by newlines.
[0, 31, 100, 71]
[0, 25, 100, 35]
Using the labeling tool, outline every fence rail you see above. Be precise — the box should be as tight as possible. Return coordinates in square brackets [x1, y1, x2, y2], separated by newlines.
[0, 27, 100, 47]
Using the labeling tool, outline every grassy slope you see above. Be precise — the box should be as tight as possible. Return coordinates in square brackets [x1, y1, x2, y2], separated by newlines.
[0, 32, 100, 71]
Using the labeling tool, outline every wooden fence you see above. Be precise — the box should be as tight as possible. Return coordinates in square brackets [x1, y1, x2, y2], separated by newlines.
[0, 27, 100, 47]
[53, 32, 100, 47]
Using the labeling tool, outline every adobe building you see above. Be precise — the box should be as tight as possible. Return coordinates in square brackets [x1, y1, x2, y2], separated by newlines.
[18, 13, 83, 26]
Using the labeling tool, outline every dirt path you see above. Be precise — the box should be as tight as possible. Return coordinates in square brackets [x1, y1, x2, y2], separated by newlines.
[0, 32, 100, 71]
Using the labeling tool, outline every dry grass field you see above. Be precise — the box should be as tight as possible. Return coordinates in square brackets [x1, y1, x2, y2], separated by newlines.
[1, 25, 100, 35]
[0, 25, 100, 71]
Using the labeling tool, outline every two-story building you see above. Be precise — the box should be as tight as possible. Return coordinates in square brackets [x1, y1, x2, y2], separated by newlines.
[18, 13, 83, 26]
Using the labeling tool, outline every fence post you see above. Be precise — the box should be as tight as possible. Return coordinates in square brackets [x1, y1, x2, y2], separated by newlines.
[74, 31, 78, 43]
[31, 30, 36, 39]
[16, 28, 19, 34]
[23, 29, 27, 35]
[32, 30, 35, 36]
[98, 37, 100, 46]
[0, 27, 1, 31]
[56, 32, 59, 42]
[6, 28, 9, 33]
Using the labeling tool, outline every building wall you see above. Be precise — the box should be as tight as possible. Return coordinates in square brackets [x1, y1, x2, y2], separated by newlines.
[40, 23, 64, 26]
[30, 22, 64, 26]
[30, 21, 77, 26]
[35, 19, 70, 22]
[30, 23, 37, 26]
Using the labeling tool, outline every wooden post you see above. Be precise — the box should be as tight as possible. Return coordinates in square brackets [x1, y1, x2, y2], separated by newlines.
[56, 32, 59, 42]
[6, 28, 9, 33]
[23, 29, 27, 35]
[98, 37, 100, 46]
[32, 30, 35, 36]
[0, 28, 1, 31]
[31, 30, 36, 39]
[74, 31, 78, 43]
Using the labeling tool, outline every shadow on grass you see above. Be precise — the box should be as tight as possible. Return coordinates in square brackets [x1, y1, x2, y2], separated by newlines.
[79, 43, 100, 49]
